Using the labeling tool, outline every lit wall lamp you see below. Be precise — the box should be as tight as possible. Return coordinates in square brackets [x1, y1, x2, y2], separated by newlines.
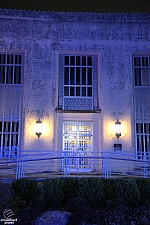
[115, 119, 122, 139]
[36, 118, 42, 138]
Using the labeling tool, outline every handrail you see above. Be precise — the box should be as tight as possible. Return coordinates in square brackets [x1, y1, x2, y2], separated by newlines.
[1, 151, 150, 180]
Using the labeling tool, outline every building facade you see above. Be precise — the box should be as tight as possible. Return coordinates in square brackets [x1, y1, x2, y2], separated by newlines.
[0, 9, 150, 173]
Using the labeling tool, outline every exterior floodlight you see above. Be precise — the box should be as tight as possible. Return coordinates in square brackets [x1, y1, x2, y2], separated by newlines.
[115, 120, 121, 138]
[36, 118, 42, 138]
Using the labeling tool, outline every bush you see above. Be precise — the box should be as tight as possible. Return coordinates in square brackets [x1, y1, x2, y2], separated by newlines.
[63, 177, 79, 203]
[42, 178, 64, 208]
[66, 196, 87, 212]
[136, 178, 150, 204]
[11, 178, 41, 205]
[78, 177, 105, 208]
[104, 178, 117, 204]
[115, 178, 140, 207]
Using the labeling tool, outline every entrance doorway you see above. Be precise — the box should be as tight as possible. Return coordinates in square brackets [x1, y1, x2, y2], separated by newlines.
[63, 122, 93, 172]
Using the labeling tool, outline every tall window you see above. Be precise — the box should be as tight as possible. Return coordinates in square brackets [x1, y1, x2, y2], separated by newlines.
[134, 56, 150, 86]
[134, 55, 150, 159]
[64, 56, 93, 97]
[0, 53, 23, 158]
[59, 54, 98, 110]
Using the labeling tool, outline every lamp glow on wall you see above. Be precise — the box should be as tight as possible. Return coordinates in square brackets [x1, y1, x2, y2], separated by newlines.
[36, 118, 42, 138]
[114, 119, 122, 139]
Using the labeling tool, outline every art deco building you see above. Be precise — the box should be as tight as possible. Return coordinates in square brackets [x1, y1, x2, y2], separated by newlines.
[0, 9, 150, 174]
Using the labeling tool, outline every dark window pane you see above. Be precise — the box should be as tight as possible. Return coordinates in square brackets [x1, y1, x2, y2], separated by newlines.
[76, 56, 80, 65]
[134, 68, 141, 86]
[88, 56, 92, 66]
[142, 57, 148, 67]
[0, 54, 6, 64]
[76, 68, 80, 84]
[145, 135, 147, 152]
[142, 68, 149, 85]
[11, 134, 13, 146]
[14, 66, 21, 84]
[70, 56, 75, 65]
[0, 66, 5, 83]
[4, 122, 11, 132]
[141, 135, 144, 154]
[87, 87, 92, 96]
[82, 87, 86, 96]
[3, 134, 10, 146]
[12, 122, 19, 132]
[136, 123, 143, 133]
[64, 87, 69, 96]
[7, 54, 14, 64]
[76, 87, 80, 96]
[134, 57, 141, 66]
[88, 68, 92, 85]
[6, 66, 13, 83]
[70, 87, 74, 96]
[144, 123, 146, 133]
[70, 68, 75, 85]
[82, 68, 86, 85]
[15, 55, 22, 64]
[82, 56, 86, 66]
[11, 134, 18, 146]
[65, 56, 69, 65]
[0, 121, 2, 132]
[64, 67, 69, 85]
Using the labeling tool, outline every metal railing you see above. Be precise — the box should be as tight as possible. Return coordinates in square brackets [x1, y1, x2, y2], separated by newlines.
[0, 150, 150, 181]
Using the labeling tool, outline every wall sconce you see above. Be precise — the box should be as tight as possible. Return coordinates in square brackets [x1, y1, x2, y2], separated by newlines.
[36, 118, 42, 138]
[115, 120, 122, 139]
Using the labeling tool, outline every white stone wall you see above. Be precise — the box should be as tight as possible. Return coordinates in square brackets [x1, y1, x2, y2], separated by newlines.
[0, 9, 150, 159]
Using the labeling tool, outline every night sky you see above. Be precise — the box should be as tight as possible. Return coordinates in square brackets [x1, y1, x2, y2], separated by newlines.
[0, 0, 150, 13]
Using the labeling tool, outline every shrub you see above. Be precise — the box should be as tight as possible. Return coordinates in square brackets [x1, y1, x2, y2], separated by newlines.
[11, 178, 41, 205]
[10, 194, 26, 213]
[104, 178, 117, 204]
[136, 178, 150, 204]
[42, 178, 64, 208]
[115, 178, 140, 207]
[63, 177, 79, 203]
[78, 177, 105, 208]
[66, 196, 87, 212]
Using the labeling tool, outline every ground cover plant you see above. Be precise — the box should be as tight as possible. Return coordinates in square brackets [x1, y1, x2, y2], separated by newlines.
[0, 177, 150, 224]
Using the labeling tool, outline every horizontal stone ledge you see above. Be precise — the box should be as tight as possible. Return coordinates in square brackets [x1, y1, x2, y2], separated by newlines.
[55, 108, 101, 113]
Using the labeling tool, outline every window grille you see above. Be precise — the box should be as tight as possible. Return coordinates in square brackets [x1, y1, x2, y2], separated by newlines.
[0, 54, 22, 84]
[64, 56, 93, 97]
[0, 121, 19, 157]
[136, 123, 150, 159]
[0, 53, 23, 158]
[133, 56, 150, 86]
[59, 54, 98, 110]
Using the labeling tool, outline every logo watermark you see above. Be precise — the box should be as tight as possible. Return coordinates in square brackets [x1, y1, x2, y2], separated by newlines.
[0, 209, 17, 224]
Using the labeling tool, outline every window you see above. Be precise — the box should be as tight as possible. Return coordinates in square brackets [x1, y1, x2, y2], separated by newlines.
[0, 54, 22, 84]
[59, 54, 98, 110]
[64, 55, 93, 97]
[134, 56, 150, 86]
[136, 123, 150, 159]
[0, 122, 19, 157]
[0, 53, 23, 158]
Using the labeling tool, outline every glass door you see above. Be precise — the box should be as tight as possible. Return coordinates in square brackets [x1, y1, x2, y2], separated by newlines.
[63, 122, 93, 172]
